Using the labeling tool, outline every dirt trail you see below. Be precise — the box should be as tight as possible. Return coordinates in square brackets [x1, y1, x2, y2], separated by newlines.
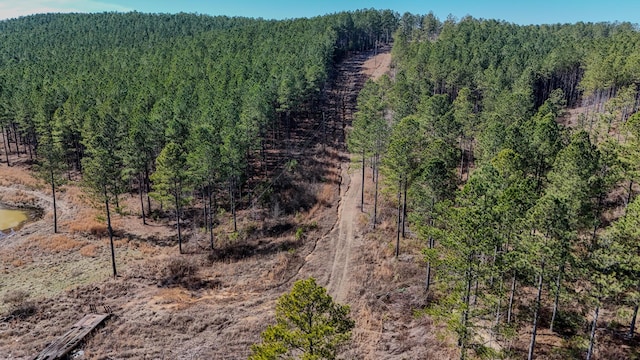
[325, 161, 360, 302]
[300, 48, 390, 302]
[0, 185, 71, 214]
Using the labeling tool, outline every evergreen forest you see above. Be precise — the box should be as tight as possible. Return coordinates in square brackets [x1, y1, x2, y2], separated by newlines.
[352, 14, 640, 360]
[2, 9, 640, 360]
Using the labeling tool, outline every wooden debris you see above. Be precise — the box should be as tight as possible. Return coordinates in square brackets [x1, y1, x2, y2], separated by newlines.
[33, 313, 110, 360]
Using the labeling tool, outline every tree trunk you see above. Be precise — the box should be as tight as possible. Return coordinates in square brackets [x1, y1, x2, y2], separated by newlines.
[174, 181, 182, 254]
[2, 126, 10, 166]
[322, 111, 326, 152]
[139, 173, 146, 225]
[202, 188, 207, 232]
[145, 165, 152, 214]
[460, 255, 474, 360]
[373, 155, 379, 228]
[74, 135, 82, 172]
[508, 272, 517, 323]
[50, 167, 58, 233]
[465, 142, 473, 179]
[231, 178, 237, 233]
[11, 122, 21, 156]
[395, 182, 401, 258]
[104, 186, 117, 277]
[208, 185, 214, 251]
[262, 137, 267, 178]
[26, 135, 33, 160]
[550, 262, 564, 332]
[402, 179, 407, 238]
[495, 278, 504, 329]
[591, 192, 603, 247]
[490, 244, 500, 287]
[66, 157, 73, 181]
[626, 180, 635, 210]
[459, 136, 465, 181]
[528, 266, 544, 360]
[629, 303, 639, 338]
[32, 133, 38, 159]
[114, 191, 120, 210]
[586, 304, 600, 360]
[5, 126, 14, 155]
[473, 273, 479, 306]
[426, 235, 433, 292]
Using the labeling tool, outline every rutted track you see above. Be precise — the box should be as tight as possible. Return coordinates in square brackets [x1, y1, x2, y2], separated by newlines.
[297, 47, 390, 302]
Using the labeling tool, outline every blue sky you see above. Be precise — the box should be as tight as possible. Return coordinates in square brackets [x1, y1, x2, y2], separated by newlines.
[1, 0, 639, 24]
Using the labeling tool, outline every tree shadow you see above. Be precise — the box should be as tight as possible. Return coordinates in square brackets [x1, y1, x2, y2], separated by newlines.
[207, 238, 301, 263]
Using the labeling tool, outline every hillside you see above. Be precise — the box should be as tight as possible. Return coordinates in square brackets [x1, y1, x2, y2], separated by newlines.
[354, 15, 640, 360]
[3, 10, 640, 360]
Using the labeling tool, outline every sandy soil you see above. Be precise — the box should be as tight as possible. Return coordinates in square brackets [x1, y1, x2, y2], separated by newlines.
[299, 159, 357, 303]
[325, 163, 357, 302]
[362, 51, 392, 81]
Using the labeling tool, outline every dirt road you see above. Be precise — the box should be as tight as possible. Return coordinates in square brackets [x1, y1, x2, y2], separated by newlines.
[325, 161, 360, 302]
[299, 48, 390, 302]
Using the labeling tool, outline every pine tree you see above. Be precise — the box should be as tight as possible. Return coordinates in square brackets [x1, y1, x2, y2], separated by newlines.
[81, 104, 124, 277]
[151, 142, 191, 254]
[249, 278, 354, 360]
[34, 85, 67, 233]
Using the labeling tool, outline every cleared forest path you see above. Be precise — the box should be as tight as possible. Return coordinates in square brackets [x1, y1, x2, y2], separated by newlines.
[300, 47, 391, 302]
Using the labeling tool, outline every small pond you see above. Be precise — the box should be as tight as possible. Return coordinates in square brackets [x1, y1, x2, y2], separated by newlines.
[0, 205, 29, 232]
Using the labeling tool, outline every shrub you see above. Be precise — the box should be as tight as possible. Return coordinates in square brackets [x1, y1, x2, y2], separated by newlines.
[3, 289, 29, 304]
[165, 257, 197, 281]
[2, 290, 37, 320]
[160, 257, 199, 288]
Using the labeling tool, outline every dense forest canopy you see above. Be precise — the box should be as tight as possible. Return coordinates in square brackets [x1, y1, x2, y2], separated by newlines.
[0, 10, 397, 239]
[3, 9, 640, 358]
[393, 15, 640, 109]
[349, 13, 640, 359]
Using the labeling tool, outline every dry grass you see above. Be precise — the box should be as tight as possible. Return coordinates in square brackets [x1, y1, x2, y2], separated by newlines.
[0, 165, 43, 189]
[1, 289, 37, 321]
[0, 189, 38, 206]
[79, 243, 99, 257]
[307, 182, 336, 219]
[0, 247, 35, 268]
[64, 208, 108, 236]
[10, 258, 29, 267]
[322, 180, 337, 201]
[164, 256, 198, 280]
[59, 184, 90, 206]
[35, 234, 87, 253]
[2, 289, 30, 304]
[268, 251, 300, 282]
[134, 241, 160, 256]
[350, 304, 383, 348]
[113, 238, 129, 248]
[362, 51, 392, 80]
[152, 287, 193, 305]
[358, 212, 370, 227]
